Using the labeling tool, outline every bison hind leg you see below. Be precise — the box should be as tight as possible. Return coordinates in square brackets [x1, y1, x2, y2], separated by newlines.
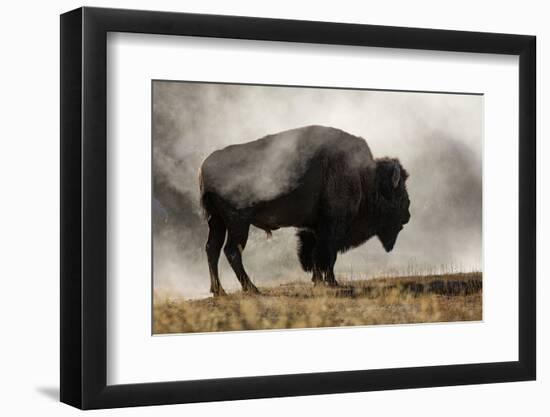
[224, 222, 260, 294]
[206, 213, 227, 296]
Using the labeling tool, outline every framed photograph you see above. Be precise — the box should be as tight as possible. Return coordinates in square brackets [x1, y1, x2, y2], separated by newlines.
[60, 6, 536, 409]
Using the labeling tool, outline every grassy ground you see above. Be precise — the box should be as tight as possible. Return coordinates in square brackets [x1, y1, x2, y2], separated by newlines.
[153, 272, 482, 334]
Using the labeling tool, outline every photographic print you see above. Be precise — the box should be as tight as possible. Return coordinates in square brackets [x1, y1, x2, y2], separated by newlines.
[152, 81, 482, 334]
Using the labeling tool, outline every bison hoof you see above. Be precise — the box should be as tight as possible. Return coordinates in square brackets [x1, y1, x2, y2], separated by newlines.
[243, 284, 260, 295]
[325, 280, 339, 288]
[211, 287, 227, 297]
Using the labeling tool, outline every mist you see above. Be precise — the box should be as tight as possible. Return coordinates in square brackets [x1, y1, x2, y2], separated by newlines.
[152, 81, 482, 299]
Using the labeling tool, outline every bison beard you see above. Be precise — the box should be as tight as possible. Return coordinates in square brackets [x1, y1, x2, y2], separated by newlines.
[199, 125, 410, 296]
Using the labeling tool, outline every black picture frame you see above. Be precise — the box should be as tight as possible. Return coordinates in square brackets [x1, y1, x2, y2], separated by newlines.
[60, 6, 536, 410]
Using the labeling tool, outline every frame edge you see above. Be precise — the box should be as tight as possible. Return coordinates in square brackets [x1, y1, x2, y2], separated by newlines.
[518, 35, 536, 380]
[60, 7, 84, 409]
[62, 6, 537, 409]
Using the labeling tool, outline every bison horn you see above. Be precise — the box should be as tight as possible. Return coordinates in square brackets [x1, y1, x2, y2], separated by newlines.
[392, 163, 401, 188]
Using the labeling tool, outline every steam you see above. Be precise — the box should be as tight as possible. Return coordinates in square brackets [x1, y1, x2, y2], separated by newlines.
[153, 81, 482, 299]
[201, 126, 373, 209]
[201, 128, 307, 208]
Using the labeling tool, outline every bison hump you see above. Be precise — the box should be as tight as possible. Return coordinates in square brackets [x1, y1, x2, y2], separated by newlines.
[200, 125, 373, 208]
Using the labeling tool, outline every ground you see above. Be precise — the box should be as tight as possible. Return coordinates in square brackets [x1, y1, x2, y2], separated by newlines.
[153, 272, 482, 334]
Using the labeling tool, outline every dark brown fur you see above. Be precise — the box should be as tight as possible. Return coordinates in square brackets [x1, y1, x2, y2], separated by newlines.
[200, 125, 410, 296]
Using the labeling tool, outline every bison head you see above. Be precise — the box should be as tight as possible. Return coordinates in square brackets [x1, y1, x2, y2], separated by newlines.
[374, 158, 410, 252]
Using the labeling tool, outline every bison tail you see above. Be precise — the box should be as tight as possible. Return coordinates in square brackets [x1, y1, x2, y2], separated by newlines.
[198, 167, 212, 221]
[297, 230, 316, 272]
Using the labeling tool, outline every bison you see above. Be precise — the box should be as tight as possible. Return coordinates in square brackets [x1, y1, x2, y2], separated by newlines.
[199, 125, 410, 296]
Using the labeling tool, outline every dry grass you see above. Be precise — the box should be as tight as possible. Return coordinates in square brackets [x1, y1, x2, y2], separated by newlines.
[153, 272, 482, 334]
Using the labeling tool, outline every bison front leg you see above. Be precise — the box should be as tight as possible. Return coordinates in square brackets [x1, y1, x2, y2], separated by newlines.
[321, 251, 339, 287]
[297, 230, 323, 285]
[312, 230, 339, 287]
[324, 266, 338, 287]
[224, 223, 260, 294]
[312, 267, 323, 286]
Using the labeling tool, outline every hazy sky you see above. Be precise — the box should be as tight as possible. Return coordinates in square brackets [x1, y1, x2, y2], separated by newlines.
[152, 81, 483, 299]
